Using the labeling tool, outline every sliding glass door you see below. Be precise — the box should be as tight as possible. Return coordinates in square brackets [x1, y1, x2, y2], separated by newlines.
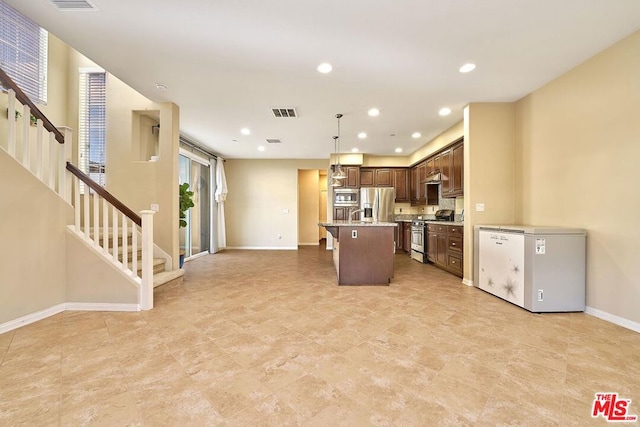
[179, 151, 211, 259]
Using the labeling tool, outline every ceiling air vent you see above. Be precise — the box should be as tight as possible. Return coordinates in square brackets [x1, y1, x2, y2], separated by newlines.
[50, 0, 99, 11]
[266, 139, 282, 144]
[271, 108, 297, 118]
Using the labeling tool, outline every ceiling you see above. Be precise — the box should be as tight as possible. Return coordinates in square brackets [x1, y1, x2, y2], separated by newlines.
[6, 0, 640, 159]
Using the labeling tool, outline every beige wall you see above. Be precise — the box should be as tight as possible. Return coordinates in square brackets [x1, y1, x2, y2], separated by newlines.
[0, 150, 71, 324]
[224, 159, 328, 248]
[463, 103, 517, 283]
[514, 31, 640, 324]
[104, 74, 180, 268]
[409, 121, 464, 166]
[65, 230, 137, 303]
[298, 170, 320, 245]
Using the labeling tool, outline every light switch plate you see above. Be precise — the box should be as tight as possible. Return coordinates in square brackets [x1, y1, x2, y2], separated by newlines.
[282, 208, 289, 214]
[475, 203, 485, 212]
[151, 204, 159, 212]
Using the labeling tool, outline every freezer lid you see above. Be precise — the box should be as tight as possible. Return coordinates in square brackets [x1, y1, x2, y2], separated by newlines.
[474, 224, 586, 235]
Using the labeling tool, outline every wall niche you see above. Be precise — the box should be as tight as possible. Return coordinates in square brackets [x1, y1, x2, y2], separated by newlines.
[132, 110, 160, 161]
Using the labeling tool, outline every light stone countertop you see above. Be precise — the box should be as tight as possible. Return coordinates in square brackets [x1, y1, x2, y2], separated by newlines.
[318, 221, 398, 227]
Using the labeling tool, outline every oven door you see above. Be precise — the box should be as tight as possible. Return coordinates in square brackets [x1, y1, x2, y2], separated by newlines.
[410, 225, 424, 252]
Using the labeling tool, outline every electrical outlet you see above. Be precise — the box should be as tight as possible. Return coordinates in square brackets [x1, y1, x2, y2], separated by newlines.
[277, 234, 282, 239]
[351, 230, 357, 238]
[150, 204, 159, 212]
[282, 208, 289, 214]
[537, 289, 544, 301]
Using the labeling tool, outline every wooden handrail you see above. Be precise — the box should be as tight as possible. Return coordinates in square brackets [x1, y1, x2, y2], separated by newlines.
[0, 67, 65, 144]
[66, 162, 142, 226]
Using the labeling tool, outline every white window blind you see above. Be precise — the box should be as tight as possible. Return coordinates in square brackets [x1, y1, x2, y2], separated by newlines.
[0, 0, 48, 105]
[78, 70, 106, 191]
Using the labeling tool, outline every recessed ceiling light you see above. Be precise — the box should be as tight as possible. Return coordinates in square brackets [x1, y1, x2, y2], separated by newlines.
[412, 132, 421, 138]
[257, 146, 265, 152]
[358, 132, 367, 139]
[232, 139, 238, 142]
[459, 63, 476, 73]
[155, 83, 167, 91]
[395, 148, 403, 153]
[351, 148, 359, 153]
[240, 128, 251, 135]
[439, 107, 452, 116]
[317, 63, 333, 74]
[368, 108, 380, 117]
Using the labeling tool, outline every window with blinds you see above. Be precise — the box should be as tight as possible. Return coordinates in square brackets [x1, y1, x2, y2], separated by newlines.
[0, 1, 48, 105]
[78, 69, 106, 192]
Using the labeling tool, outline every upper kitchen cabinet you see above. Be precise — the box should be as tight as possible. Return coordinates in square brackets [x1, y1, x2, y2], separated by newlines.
[441, 139, 464, 198]
[450, 141, 464, 197]
[440, 149, 451, 194]
[332, 165, 360, 188]
[392, 168, 410, 203]
[360, 168, 392, 187]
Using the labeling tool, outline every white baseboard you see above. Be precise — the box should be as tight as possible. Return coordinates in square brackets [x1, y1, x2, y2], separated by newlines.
[225, 246, 298, 250]
[0, 303, 66, 335]
[462, 278, 474, 287]
[65, 302, 140, 312]
[298, 243, 320, 246]
[0, 302, 140, 335]
[585, 306, 640, 333]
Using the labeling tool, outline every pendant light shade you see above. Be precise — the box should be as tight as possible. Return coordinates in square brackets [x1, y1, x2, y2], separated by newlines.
[329, 177, 342, 187]
[330, 114, 346, 180]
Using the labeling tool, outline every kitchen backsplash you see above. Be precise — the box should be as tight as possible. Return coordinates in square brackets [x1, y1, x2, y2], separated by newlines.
[394, 188, 464, 222]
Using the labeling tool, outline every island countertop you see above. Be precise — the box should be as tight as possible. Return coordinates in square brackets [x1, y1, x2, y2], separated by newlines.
[318, 221, 398, 227]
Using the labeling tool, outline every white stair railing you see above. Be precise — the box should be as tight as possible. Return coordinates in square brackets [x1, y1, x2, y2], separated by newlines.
[2, 67, 155, 311]
[68, 165, 155, 311]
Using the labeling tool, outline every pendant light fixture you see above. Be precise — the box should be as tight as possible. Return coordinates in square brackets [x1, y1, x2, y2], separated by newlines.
[329, 132, 343, 186]
[331, 113, 347, 180]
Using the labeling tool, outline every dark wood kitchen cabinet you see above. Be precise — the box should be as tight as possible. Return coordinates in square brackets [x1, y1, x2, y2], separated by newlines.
[392, 168, 410, 202]
[450, 141, 464, 197]
[332, 166, 360, 189]
[333, 207, 350, 221]
[395, 222, 403, 251]
[360, 168, 392, 187]
[410, 166, 419, 205]
[440, 149, 451, 194]
[441, 139, 464, 198]
[403, 222, 411, 253]
[427, 223, 463, 277]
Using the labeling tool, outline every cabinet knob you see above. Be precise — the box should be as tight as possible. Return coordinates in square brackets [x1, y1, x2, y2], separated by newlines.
[451, 260, 456, 264]
[452, 228, 457, 232]
[452, 242, 456, 246]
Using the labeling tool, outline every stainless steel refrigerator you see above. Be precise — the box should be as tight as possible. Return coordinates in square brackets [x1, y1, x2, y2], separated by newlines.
[360, 187, 395, 222]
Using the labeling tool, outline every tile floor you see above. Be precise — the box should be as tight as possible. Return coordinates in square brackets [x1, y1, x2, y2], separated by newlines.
[0, 246, 638, 426]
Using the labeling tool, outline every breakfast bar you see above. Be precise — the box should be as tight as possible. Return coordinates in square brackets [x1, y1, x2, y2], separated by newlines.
[319, 221, 397, 285]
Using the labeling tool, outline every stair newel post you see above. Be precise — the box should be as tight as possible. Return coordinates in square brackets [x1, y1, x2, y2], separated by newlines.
[22, 104, 30, 170]
[140, 210, 155, 310]
[7, 89, 16, 157]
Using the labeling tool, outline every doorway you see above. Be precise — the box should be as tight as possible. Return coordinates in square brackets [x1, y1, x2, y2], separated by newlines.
[179, 150, 212, 259]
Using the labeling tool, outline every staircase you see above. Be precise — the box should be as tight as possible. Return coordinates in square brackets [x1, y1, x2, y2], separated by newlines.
[1, 65, 182, 313]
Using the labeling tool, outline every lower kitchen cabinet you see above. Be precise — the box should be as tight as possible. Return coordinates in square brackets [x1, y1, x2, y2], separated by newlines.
[426, 223, 463, 277]
[334, 207, 350, 221]
[403, 223, 411, 253]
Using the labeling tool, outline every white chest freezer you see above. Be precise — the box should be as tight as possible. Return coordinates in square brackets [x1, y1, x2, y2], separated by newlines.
[473, 225, 586, 312]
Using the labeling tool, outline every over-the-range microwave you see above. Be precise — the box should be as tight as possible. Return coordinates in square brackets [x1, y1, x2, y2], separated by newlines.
[333, 188, 359, 206]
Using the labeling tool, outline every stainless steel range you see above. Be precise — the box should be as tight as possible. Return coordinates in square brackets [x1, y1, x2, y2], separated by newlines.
[410, 220, 426, 262]
[410, 209, 455, 263]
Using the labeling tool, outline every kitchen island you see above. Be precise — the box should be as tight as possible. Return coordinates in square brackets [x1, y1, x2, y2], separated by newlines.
[319, 221, 397, 285]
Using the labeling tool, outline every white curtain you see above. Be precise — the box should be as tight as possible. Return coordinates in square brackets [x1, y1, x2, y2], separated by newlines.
[214, 157, 228, 249]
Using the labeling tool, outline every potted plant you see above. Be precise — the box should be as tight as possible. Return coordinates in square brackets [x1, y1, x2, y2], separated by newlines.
[178, 182, 194, 267]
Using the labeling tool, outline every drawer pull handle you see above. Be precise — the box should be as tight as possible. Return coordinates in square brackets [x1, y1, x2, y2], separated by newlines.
[451, 243, 456, 246]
